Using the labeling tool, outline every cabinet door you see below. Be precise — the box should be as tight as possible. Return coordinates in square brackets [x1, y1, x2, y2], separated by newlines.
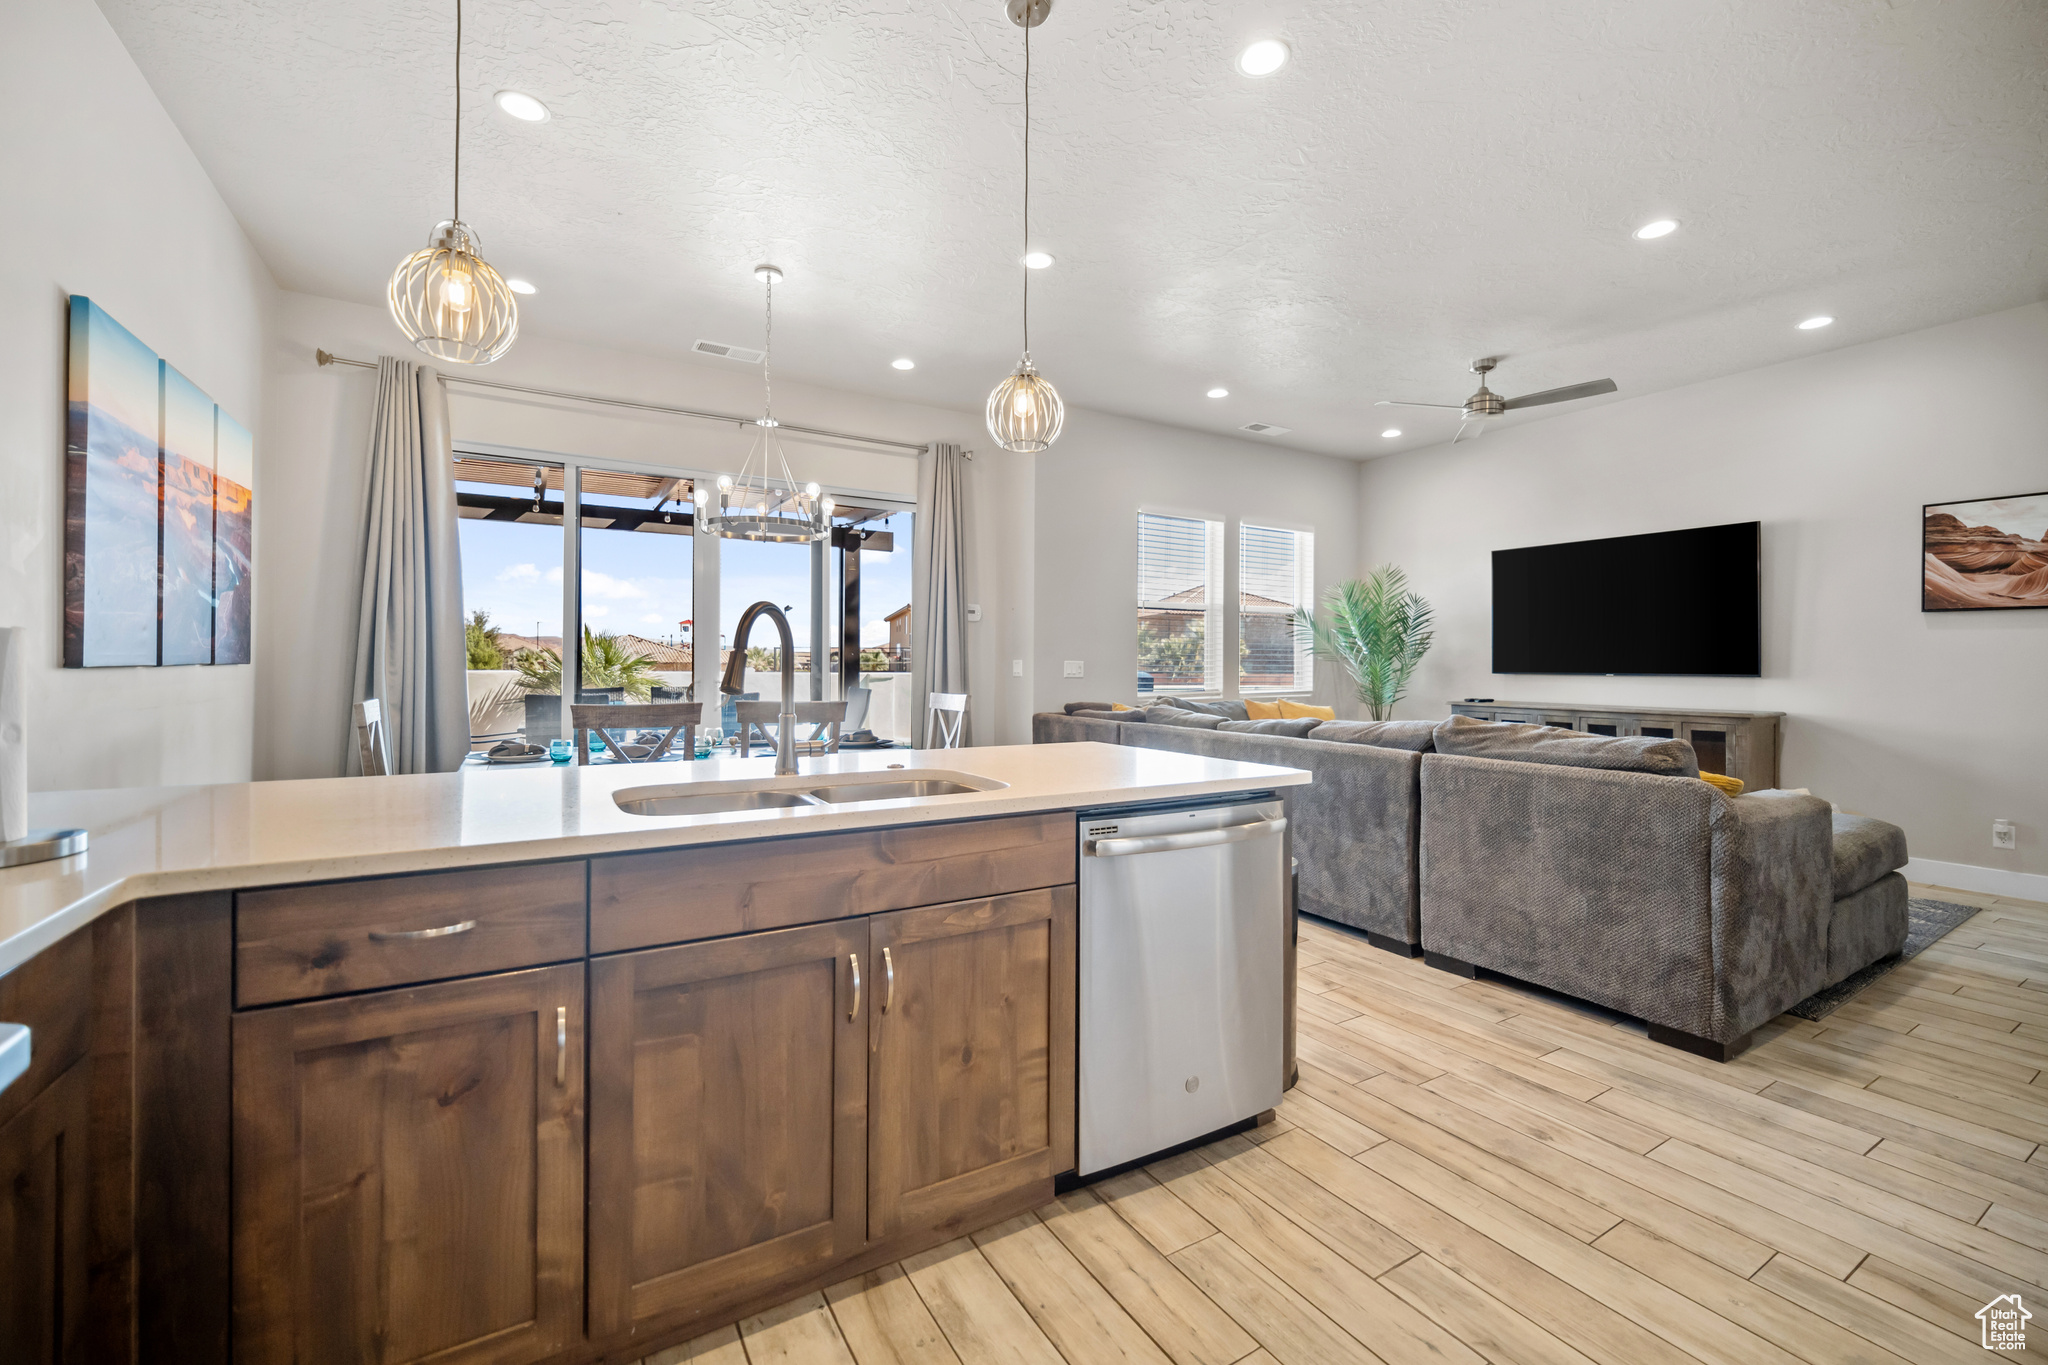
[587, 919, 867, 1340]
[0, 1059, 91, 1364]
[868, 887, 1075, 1241]
[232, 965, 584, 1365]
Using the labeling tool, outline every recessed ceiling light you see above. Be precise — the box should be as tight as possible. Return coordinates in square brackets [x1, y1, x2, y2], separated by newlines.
[494, 90, 550, 123]
[1381, 428, 1401, 438]
[1238, 39, 1289, 77]
[1207, 387, 1229, 398]
[1021, 251, 1054, 269]
[1798, 315, 1834, 330]
[891, 358, 916, 370]
[506, 278, 536, 295]
[1633, 219, 1679, 240]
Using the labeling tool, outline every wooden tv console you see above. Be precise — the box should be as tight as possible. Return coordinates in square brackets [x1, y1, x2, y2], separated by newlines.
[1447, 700, 1783, 791]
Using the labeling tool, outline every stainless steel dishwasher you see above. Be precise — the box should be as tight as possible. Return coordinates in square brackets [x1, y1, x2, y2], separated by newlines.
[1076, 793, 1289, 1177]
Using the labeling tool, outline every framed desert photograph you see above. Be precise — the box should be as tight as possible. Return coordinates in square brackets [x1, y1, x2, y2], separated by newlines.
[1923, 492, 2048, 611]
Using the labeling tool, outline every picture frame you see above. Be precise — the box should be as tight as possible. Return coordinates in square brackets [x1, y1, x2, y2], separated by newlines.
[1922, 492, 2048, 612]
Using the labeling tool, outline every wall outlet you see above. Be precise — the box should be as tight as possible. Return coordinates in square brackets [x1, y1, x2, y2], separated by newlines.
[1063, 660, 1085, 678]
[966, 604, 982, 623]
[1011, 659, 1023, 678]
[1994, 819, 2017, 850]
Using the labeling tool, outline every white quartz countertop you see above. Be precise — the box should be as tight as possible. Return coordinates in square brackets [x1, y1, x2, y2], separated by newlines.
[0, 742, 1306, 976]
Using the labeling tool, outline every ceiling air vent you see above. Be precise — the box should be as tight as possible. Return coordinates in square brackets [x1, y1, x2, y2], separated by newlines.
[1240, 422, 1291, 435]
[693, 339, 765, 363]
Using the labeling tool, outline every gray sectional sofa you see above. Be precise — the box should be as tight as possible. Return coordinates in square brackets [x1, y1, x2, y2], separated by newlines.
[1034, 703, 1910, 1060]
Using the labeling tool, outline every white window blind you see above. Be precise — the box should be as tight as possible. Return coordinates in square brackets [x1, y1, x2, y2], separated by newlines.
[1137, 512, 1224, 694]
[1238, 524, 1314, 692]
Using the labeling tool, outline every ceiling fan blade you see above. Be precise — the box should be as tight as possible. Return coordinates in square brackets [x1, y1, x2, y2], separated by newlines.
[1373, 399, 1465, 409]
[1452, 420, 1487, 444]
[1501, 378, 1618, 410]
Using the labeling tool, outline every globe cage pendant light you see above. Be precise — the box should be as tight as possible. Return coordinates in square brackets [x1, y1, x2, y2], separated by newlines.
[387, 0, 518, 365]
[986, 0, 1064, 454]
[693, 266, 834, 543]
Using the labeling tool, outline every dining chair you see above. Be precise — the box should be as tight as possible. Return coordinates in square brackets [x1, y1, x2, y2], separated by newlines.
[355, 699, 393, 776]
[841, 684, 872, 734]
[569, 701, 702, 764]
[926, 692, 967, 750]
[734, 701, 846, 758]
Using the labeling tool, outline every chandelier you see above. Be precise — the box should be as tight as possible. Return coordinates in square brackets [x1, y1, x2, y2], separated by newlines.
[694, 266, 834, 542]
[386, 0, 518, 365]
[986, 0, 1064, 453]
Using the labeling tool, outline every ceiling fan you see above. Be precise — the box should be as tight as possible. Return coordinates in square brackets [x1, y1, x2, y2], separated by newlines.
[1376, 357, 1617, 443]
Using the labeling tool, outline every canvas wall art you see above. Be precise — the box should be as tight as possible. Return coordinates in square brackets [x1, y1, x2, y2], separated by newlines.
[64, 296, 256, 666]
[1923, 492, 2048, 611]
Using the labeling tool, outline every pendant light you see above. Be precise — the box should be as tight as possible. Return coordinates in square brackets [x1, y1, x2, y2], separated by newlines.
[986, 0, 1064, 453]
[694, 266, 834, 542]
[387, 0, 518, 365]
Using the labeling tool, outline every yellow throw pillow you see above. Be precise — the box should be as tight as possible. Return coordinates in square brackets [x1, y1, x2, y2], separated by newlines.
[1110, 703, 1135, 711]
[1276, 700, 1337, 721]
[1244, 699, 1284, 719]
[1700, 771, 1745, 796]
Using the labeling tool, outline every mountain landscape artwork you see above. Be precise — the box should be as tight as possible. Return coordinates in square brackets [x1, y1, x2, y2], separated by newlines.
[64, 296, 255, 665]
[1923, 492, 2048, 612]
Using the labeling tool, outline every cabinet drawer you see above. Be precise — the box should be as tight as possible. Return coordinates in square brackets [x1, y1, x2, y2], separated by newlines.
[0, 926, 91, 1130]
[591, 812, 1076, 954]
[236, 861, 587, 1006]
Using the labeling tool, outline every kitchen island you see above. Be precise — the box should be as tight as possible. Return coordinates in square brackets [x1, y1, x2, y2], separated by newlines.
[0, 742, 1306, 1365]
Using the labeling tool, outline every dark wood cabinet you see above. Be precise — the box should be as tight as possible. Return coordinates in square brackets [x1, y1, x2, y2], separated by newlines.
[867, 886, 1075, 1241]
[0, 1059, 92, 1364]
[231, 964, 585, 1365]
[587, 920, 867, 1341]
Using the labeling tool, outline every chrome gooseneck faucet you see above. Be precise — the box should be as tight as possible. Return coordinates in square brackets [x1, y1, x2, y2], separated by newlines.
[720, 601, 801, 776]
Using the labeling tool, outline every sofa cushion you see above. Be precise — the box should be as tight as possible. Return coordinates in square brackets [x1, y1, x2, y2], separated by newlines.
[1832, 812, 1909, 897]
[1063, 701, 1121, 714]
[1068, 709, 1132, 723]
[1308, 720, 1437, 752]
[1216, 717, 1321, 737]
[1167, 698, 1250, 721]
[1431, 714, 1699, 778]
[1145, 705, 1226, 729]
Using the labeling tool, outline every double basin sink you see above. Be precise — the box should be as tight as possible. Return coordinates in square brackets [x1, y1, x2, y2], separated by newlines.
[613, 769, 1006, 818]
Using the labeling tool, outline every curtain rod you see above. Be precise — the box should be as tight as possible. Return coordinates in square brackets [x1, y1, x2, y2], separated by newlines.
[315, 349, 936, 455]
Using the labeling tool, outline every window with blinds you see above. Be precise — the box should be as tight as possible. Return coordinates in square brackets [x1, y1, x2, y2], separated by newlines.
[1239, 523, 1314, 692]
[1137, 512, 1224, 694]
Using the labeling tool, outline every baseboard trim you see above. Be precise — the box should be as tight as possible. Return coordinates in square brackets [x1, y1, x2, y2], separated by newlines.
[1905, 857, 2048, 904]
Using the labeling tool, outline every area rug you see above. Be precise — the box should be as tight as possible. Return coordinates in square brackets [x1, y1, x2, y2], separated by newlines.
[1786, 898, 1981, 1020]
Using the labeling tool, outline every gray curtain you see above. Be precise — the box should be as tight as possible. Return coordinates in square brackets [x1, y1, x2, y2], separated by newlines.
[911, 442, 970, 747]
[348, 357, 469, 774]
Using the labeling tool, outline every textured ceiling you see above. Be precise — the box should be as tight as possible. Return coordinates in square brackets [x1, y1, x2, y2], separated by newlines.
[101, 0, 2048, 456]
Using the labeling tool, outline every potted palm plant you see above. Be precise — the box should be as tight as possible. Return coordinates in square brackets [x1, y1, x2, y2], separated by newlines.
[1292, 566, 1435, 721]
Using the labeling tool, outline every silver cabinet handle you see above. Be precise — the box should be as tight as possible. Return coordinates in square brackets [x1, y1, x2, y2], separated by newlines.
[882, 947, 895, 1014]
[1088, 817, 1287, 858]
[555, 1006, 568, 1088]
[369, 919, 477, 942]
[0, 1024, 29, 1096]
[848, 953, 862, 1021]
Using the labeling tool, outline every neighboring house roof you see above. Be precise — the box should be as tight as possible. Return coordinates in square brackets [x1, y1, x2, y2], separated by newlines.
[1139, 586, 1292, 611]
[884, 604, 912, 624]
[613, 634, 692, 666]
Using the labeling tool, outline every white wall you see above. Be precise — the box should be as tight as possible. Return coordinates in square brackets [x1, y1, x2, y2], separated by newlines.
[1033, 408, 1362, 716]
[0, 0, 274, 791]
[1357, 302, 2048, 882]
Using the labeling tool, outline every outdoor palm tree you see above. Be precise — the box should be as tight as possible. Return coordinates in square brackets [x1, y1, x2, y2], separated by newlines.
[514, 627, 662, 701]
[1292, 566, 1435, 720]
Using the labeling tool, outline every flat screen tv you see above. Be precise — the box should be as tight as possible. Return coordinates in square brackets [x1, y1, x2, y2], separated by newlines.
[1492, 521, 1761, 676]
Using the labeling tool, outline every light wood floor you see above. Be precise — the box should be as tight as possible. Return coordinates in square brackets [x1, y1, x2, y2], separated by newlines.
[646, 883, 2048, 1365]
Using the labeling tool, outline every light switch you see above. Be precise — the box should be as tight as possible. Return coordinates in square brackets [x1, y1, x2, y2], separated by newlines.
[1011, 659, 1023, 677]
[1063, 660, 1085, 678]
[966, 603, 982, 623]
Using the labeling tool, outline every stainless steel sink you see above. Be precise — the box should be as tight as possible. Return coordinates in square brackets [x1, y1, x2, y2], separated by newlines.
[613, 788, 823, 817]
[804, 779, 988, 804]
[612, 769, 1007, 817]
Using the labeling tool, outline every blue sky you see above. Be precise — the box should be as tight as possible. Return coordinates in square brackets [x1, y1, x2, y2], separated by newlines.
[457, 509, 914, 650]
